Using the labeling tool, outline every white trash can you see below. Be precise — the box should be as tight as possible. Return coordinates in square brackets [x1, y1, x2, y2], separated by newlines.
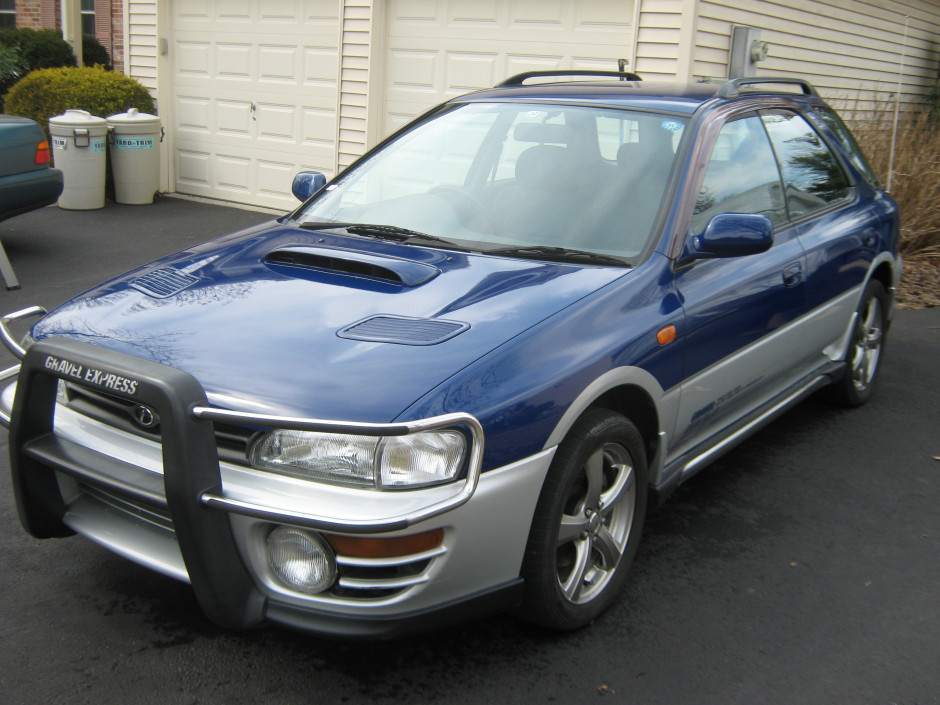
[107, 108, 162, 205]
[49, 109, 108, 210]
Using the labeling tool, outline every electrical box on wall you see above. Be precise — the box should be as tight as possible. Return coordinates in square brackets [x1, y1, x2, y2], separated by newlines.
[729, 25, 769, 78]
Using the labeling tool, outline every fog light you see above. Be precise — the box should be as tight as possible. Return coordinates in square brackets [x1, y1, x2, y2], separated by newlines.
[266, 526, 337, 594]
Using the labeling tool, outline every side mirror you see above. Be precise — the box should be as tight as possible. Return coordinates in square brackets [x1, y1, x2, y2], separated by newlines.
[291, 171, 328, 202]
[683, 213, 774, 261]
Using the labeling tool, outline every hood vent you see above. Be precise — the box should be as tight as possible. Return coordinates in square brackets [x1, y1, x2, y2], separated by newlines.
[130, 268, 201, 298]
[338, 315, 469, 346]
[265, 247, 440, 287]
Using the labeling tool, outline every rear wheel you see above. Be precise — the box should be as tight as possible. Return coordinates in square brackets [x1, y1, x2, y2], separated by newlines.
[519, 409, 647, 630]
[828, 279, 887, 407]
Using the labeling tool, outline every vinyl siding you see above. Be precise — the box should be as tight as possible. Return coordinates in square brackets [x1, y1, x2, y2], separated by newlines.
[126, 0, 158, 93]
[337, 0, 374, 171]
[633, 0, 699, 78]
[693, 0, 940, 106]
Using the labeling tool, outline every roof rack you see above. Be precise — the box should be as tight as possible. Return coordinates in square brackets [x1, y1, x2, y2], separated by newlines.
[497, 69, 642, 87]
[716, 77, 819, 99]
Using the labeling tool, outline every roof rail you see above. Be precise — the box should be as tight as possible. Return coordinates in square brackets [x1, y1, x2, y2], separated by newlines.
[717, 77, 819, 99]
[497, 70, 642, 87]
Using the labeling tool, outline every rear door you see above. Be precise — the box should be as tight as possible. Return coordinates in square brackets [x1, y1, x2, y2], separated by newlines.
[760, 110, 875, 355]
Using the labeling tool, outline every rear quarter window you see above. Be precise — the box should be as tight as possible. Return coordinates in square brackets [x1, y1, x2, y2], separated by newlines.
[761, 111, 851, 220]
[812, 105, 881, 188]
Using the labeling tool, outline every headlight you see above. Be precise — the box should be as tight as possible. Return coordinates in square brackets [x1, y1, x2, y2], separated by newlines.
[248, 428, 467, 489]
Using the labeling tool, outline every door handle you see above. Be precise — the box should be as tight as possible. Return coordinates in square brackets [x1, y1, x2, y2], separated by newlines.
[783, 262, 803, 287]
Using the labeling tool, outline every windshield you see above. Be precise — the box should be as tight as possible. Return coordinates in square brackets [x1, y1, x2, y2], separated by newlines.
[295, 102, 686, 261]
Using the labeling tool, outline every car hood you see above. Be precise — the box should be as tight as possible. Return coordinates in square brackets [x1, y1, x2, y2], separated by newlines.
[32, 222, 628, 421]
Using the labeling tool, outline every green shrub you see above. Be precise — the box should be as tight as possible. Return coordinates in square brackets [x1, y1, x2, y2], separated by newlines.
[5, 66, 155, 137]
[0, 28, 76, 71]
[82, 34, 111, 70]
[0, 43, 29, 112]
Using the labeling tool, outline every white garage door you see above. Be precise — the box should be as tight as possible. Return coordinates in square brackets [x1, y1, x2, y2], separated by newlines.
[171, 1, 340, 209]
[383, 0, 636, 135]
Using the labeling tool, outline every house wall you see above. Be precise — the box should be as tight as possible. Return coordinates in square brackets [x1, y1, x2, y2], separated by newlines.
[694, 0, 940, 108]
[632, 0, 939, 109]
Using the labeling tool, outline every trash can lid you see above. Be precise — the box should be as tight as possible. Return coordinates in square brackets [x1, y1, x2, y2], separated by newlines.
[49, 109, 108, 127]
[106, 107, 161, 125]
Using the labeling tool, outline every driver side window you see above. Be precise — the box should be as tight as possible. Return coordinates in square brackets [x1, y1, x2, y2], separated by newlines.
[691, 115, 786, 234]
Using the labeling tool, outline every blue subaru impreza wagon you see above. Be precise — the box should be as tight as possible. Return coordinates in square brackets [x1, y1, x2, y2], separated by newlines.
[1, 72, 899, 637]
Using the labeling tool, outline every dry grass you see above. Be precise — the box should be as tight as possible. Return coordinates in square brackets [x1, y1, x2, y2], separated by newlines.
[849, 106, 940, 309]
[850, 108, 940, 258]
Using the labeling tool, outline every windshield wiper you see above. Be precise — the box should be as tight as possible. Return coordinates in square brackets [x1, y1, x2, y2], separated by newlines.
[298, 221, 465, 249]
[344, 224, 452, 243]
[485, 245, 629, 267]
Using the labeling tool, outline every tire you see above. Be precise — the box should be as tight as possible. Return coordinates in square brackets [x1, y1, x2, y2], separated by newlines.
[519, 409, 648, 630]
[827, 279, 888, 407]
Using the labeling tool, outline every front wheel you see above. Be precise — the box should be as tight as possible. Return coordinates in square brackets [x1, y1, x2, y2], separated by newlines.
[519, 409, 648, 630]
[828, 279, 888, 407]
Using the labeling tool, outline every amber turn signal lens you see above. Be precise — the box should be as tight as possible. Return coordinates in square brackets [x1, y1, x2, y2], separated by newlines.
[325, 528, 444, 558]
[657, 325, 677, 345]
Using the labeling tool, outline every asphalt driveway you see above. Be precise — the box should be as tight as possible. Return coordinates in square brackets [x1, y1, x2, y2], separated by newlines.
[1, 199, 938, 704]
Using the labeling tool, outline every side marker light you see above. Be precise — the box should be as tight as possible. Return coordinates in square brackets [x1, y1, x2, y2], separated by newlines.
[657, 325, 677, 345]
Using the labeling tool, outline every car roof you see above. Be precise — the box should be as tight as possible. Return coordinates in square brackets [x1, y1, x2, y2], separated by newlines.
[456, 76, 821, 116]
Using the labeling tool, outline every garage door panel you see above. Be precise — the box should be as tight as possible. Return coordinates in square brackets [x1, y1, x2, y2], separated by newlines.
[176, 98, 211, 133]
[216, 155, 251, 193]
[446, 52, 499, 91]
[176, 41, 211, 75]
[449, 0, 500, 24]
[216, 44, 252, 78]
[177, 150, 210, 189]
[388, 49, 438, 88]
[256, 104, 297, 142]
[257, 159, 296, 199]
[304, 48, 340, 84]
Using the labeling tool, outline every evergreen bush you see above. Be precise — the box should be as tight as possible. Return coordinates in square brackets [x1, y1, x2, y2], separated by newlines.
[0, 43, 28, 112]
[5, 66, 155, 137]
[82, 34, 111, 70]
[0, 28, 76, 71]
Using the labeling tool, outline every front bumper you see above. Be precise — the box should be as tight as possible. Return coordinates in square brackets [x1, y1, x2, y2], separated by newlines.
[2, 336, 553, 637]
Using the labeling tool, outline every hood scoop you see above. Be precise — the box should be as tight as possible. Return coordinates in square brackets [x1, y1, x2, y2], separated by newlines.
[264, 246, 441, 287]
[130, 268, 201, 298]
[338, 315, 469, 345]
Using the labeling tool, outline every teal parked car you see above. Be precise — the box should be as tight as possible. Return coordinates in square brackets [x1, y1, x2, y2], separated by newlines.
[0, 114, 64, 289]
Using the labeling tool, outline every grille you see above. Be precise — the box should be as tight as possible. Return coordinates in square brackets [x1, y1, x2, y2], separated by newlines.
[63, 382, 256, 465]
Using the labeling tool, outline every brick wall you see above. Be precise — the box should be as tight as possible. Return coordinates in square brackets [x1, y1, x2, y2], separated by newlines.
[13, 0, 43, 29]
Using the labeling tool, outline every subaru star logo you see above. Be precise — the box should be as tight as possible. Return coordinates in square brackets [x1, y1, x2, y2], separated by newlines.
[132, 405, 159, 429]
